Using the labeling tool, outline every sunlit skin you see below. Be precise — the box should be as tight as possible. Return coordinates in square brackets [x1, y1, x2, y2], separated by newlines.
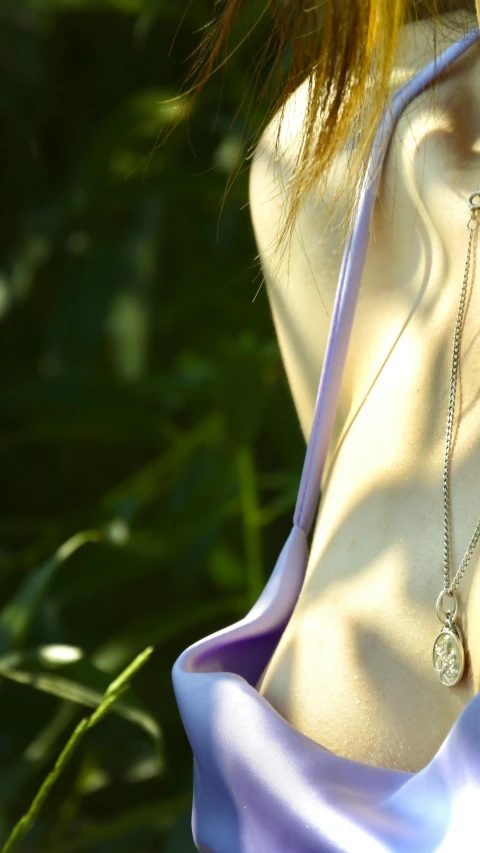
[250, 8, 480, 772]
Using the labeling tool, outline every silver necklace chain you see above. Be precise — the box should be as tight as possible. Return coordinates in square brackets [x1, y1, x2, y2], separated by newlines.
[432, 192, 480, 687]
[442, 203, 480, 596]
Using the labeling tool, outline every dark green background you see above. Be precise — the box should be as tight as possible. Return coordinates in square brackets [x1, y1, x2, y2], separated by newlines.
[0, 2, 305, 850]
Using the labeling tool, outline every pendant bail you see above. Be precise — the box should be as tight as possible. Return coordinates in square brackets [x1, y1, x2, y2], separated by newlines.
[436, 589, 458, 625]
[468, 190, 480, 210]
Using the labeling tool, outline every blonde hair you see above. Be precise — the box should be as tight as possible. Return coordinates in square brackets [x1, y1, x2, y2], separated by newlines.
[186, 1, 477, 244]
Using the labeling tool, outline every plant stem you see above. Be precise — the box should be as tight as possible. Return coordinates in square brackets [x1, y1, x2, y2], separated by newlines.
[236, 444, 264, 604]
[0, 647, 154, 853]
[1, 719, 89, 853]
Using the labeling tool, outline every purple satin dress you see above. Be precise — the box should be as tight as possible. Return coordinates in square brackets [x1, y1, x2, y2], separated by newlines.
[172, 25, 480, 853]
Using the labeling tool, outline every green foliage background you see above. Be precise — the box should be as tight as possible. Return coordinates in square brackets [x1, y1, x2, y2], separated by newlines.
[0, 2, 305, 850]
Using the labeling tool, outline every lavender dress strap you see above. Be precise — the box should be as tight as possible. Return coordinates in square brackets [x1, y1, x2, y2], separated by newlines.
[293, 25, 480, 536]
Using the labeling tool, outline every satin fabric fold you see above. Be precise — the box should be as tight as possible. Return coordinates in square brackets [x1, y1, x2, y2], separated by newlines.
[173, 26, 480, 853]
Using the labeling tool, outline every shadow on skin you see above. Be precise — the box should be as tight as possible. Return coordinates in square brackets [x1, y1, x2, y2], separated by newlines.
[257, 465, 477, 768]
[257, 281, 480, 769]
[254, 38, 480, 775]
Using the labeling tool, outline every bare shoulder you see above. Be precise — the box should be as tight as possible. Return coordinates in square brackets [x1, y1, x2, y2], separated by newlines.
[248, 11, 477, 442]
[248, 75, 348, 308]
[248, 78, 351, 443]
[248, 10, 476, 283]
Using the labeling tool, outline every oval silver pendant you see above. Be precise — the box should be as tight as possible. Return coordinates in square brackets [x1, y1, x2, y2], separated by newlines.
[432, 627, 464, 687]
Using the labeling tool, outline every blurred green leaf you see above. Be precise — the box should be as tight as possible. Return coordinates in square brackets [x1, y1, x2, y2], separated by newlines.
[93, 595, 247, 670]
[101, 412, 224, 515]
[0, 647, 156, 853]
[206, 543, 245, 590]
[0, 646, 162, 756]
[0, 532, 101, 653]
[216, 332, 273, 445]
[52, 795, 191, 853]
[162, 810, 198, 853]
[0, 0, 298, 846]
